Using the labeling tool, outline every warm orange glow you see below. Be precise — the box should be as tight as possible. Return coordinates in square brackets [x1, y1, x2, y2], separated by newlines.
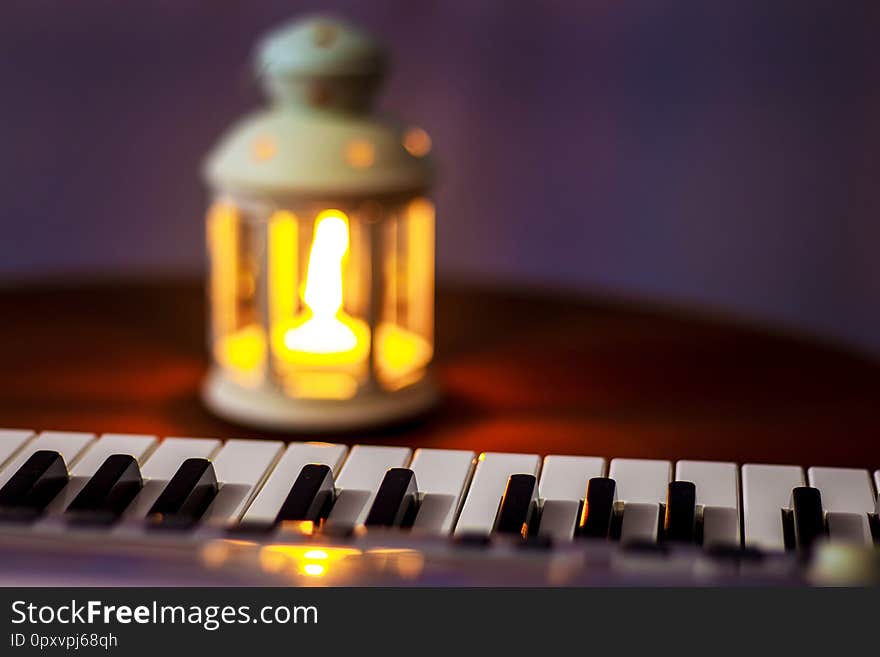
[303, 563, 326, 577]
[375, 323, 431, 382]
[278, 519, 316, 535]
[258, 544, 361, 579]
[345, 139, 375, 168]
[403, 127, 432, 157]
[251, 135, 277, 162]
[269, 211, 298, 326]
[215, 324, 266, 375]
[208, 201, 238, 340]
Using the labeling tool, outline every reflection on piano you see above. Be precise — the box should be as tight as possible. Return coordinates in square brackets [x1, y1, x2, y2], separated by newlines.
[1, 429, 878, 586]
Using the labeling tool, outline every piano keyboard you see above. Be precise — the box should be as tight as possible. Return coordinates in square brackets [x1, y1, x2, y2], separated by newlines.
[1, 429, 878, 586]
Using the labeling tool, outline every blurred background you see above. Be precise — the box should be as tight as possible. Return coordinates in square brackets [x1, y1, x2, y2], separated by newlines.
[1, 1, 878, 352]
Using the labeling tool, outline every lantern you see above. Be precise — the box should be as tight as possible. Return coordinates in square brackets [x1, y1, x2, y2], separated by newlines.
[201, 16, 437, 431]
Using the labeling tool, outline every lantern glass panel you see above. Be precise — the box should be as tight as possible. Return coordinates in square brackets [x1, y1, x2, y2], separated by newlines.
[375, 197, 435, 390]
[206, 200, 267, 386]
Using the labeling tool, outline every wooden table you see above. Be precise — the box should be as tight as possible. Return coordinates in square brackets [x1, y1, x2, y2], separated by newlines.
[0, 280, 877, 469]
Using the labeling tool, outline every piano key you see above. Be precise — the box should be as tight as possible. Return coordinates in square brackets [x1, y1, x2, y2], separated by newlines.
[610, 459, 670, 544]
[495, 474, 538, 536]
[147, 458, 218, 529]
[539, 455, 606, 501]
[790, 487, 825, 551]
[140, 437, 222, 480]
[0, 429, 35, 471]
[274, 464, 336, 524]
[0, 431, 94, 490]
[701, 506, 740, 548]
[807, 467, 875, 513]
[326, 445, 412, 527]
[825, 512, 872, 545]
[875, 471, 879, 495]
[454, 452, 540, 536]
[741, 464, 804, 550]
[65, 455, 143, 525]
[618, 502, 661, 544]
[674, 460, 738, 508]
[0, 451, 69, 521]
[120, 437, 223, 521]
[538, 500, 581, 542]
[535, 456, 606, 541]
[577, 477, 617, 539]
[807, 467, 875, 546]
[675, 460, 740, 546]
[200, 439, 284, 524]
[43, 434, 156, 516]
[664, 481, 697, 542]
[71, 434, 157, 477]
[209, 439, 284, 486]
[365, 468, 419, 528]
[609, 458, 671, 503]
[408, 449, 475, 534]
[241, 442, 347, 524]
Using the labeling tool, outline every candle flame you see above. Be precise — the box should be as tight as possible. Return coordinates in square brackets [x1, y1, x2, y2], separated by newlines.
[284, 210, 362, 355]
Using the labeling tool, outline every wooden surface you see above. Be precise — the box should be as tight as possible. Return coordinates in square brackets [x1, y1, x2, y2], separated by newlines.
[0, 280, 877, 469]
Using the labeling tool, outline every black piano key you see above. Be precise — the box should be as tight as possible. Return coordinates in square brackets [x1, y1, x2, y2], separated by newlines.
[0, 450, 68, 522]
[790, 486, 826, 551]
[146, 458, 218, 530]
[65, 454, 143, 526]
[494, 473, 538, 537]
[664, 480, 697, 543]
[577, 477, 617, 538]
[275, 463, 336, 525]
[365, 468, 419, 528]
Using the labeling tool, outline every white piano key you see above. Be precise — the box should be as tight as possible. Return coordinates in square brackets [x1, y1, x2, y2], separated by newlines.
[122, 437, 222, 520]
[618, 502, 661, 544]
[808, 467, 876, 546]
[210, 439, 285, 486]
[71, 434, 158, 476]
[676, 460, 740, 546]
[242, 442, 348, 524]
[409, 448, 475, 534]
[538, 499, 581, 541]
[675, 460, 738, 507]
[44, 434, 158, 516]
[609, 458, 670, 544]
[808, 467, 875, 513]
[701, 507, 740, 548]
[825, 512, 872, 545]
[201, 439, 284, 523]
[327, 445, 412, 526]
[454, 452, 540, 536]
[0, 429, 35, 471]
[536, 455, 605, 541]
[875, 471, 879, 496]
[741, 464, 804, 550]
[139, 437, 221, 480]
[609, 458, 671, 503]
[539, 455, 606, 500]
[0, 431, 95, 489]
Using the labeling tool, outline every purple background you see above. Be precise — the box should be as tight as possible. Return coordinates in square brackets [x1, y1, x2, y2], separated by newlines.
[1, 1, 879, 351]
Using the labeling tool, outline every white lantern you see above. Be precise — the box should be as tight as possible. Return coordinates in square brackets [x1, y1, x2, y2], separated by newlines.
[201, 16, 437, 431]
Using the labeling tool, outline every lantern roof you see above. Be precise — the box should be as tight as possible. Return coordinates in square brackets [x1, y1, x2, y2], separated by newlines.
[203, 16, 434, 200]
[257, 15, 387, 80]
